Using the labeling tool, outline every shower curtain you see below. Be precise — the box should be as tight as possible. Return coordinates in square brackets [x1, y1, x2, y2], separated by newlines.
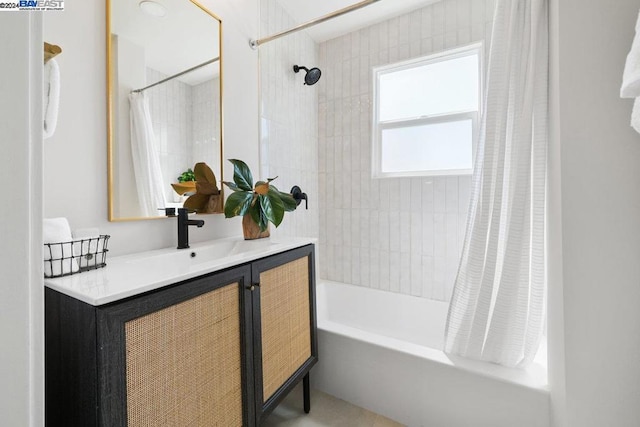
[444, 0, 548, 368]
[129, 92, 167, 217]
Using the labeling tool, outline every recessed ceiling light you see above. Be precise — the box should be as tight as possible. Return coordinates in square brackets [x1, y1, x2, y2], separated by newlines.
[139, 1, 167, 18]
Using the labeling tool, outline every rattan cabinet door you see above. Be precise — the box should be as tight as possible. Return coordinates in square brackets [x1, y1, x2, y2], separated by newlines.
[251, 245, 318, 424]
[97, 265, 254, 427]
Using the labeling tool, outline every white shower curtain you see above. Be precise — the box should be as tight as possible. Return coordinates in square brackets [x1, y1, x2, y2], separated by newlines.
[444, 0, 548, 368]
[129, 92, 167, 217]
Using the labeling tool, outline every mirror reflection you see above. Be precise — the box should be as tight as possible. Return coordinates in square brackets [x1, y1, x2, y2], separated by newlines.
[108, 0, 222, 220]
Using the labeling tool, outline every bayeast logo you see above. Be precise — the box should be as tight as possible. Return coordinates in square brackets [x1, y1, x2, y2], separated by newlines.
[19, 0, 63, 10]
[0, 0, 63, 10]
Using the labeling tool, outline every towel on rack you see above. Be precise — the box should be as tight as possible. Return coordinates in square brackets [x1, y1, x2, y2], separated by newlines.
[621, 11, 640, 133]
[44, 217, 79, 277]
[72, 228, 102, 268]
[43, 58, 60, 140]
[622, 11, 640, 97]
[632, 98, 640, 134]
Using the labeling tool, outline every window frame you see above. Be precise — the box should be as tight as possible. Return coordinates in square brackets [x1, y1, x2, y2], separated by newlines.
[371, 43, 484, 179]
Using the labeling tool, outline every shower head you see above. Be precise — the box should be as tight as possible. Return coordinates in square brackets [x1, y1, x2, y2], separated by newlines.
[293, 65, 322, 86]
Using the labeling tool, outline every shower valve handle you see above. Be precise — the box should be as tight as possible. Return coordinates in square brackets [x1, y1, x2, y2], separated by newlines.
[291, 186, 308, 210]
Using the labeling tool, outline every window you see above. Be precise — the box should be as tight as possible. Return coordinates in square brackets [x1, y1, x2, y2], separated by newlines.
[372, 44, 482, 178]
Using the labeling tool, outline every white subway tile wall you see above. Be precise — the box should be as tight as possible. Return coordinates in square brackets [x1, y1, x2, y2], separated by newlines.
[259, 0, 320, 239]
[147, 68, 221, 202]
[318, 0, 494, 302]
[192, 78, 222, 182]
[147, 68, 191, 202]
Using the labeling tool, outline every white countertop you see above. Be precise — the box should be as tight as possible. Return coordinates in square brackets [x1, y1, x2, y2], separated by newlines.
[44, 236, 315, 306]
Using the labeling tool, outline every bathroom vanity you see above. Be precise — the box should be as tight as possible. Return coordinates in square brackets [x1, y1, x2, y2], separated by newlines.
[44, 238, 317, 427]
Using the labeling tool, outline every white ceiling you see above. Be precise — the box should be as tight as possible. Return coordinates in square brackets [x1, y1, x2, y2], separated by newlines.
[111, 0, 220, 86]
[111, 0, 440, 85]
[275, 0, 441, 43]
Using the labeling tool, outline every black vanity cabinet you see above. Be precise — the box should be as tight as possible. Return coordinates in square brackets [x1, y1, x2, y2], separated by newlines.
[45, 244, 317, 427]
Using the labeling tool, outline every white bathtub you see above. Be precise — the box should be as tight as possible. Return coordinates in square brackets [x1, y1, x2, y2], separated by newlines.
[313, 280, 550, 427]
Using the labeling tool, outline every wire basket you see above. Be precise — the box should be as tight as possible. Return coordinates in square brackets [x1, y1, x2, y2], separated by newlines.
[44, 235, 110, 279]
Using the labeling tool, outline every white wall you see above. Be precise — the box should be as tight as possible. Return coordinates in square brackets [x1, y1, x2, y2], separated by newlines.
[0, 13, 44, 427]
[549, 0, 640, 425]
[259, 0, 320, 239]
[317, 0, 493, 301]
[44, 0, 260, 257]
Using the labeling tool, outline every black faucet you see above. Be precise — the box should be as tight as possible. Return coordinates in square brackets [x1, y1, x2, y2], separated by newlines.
[177, 208, 204, 249]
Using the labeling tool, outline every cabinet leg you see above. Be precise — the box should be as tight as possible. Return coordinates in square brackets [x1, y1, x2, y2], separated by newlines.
[303, 373, 311, 414]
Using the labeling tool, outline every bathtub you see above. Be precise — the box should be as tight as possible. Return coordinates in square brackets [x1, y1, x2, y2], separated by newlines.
[313, 280, 550, 427]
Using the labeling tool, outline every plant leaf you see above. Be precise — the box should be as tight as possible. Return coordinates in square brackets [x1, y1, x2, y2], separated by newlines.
[194, 162, 217, 188]
[266, 189, 285, 227]
[229, 159, 253, 191]
[267, 184, 297, 212]
[171, 181, 196, 195]
[259, 194, 274, 224]
[248, 203, 268, 232]
[259, 210, 269, 231]
[178, 168, 195, 182]
[279, 191, 298, 212]
[255, 180, 270, 195]
[196, 181, 219, 195]
[249, 202, 261, 225]
[183, 193, 210, 213]
[222, 181, 241, 192]
[224, 191, 254, 218]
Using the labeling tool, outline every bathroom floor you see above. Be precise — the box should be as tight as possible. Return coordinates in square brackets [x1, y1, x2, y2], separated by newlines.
[262, 384, 404, 427]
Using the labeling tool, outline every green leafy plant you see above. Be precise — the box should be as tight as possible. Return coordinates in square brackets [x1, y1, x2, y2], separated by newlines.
[177, 168, 196, 183]
[222, 159, 297, 231]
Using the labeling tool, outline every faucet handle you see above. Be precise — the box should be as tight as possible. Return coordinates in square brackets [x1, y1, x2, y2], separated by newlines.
[158, 207, 176, 217]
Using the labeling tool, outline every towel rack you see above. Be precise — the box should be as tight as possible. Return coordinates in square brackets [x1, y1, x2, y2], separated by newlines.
[44, 42, 62, 64]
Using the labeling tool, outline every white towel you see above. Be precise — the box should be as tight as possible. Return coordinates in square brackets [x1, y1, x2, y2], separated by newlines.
[44, 217, 79, 277]
[72, 228, 102, 268]
[43, 59, 60, 140]
[621, 10, 640, 133]
[632, 98, 640, 134]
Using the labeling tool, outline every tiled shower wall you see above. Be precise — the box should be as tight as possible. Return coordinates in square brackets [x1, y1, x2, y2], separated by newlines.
[259, 0, 319, 239]
[147, 68, 192, 202]
[318, 0, 495, 301]
[192, 77, 222, 181]
[146, 68, 221, 202]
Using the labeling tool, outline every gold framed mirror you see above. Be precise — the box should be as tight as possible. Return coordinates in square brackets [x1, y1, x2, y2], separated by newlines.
[107, 0, 223, 221]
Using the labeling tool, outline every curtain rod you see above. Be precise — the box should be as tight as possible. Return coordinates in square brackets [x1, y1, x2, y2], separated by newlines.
[249, 0, 382, 49]
[131, 57, 220, 93]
